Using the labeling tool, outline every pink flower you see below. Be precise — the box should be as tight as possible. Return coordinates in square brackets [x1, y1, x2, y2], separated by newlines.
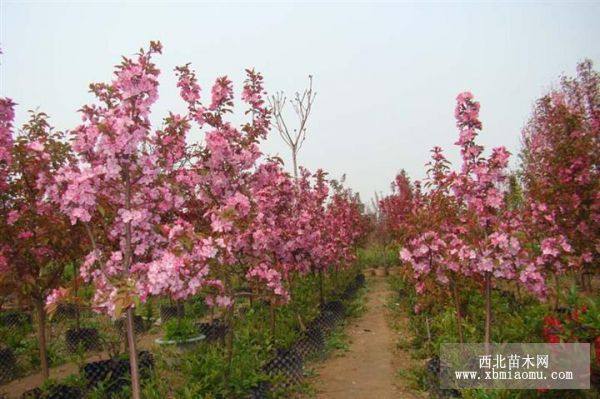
[215, 295, 232, 308]
[18, 231, 34, 239]
[399, 248, 412, 262]
[45, 287, 69, 306]
[7, 210, 19, 225]
[27, 140, 45, 152]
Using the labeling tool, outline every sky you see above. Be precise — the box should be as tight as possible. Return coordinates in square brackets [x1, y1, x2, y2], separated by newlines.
[1, 1, 599, 206]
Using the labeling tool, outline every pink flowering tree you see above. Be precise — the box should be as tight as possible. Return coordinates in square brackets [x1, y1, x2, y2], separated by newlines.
[291, 168, 331, 306]
[401, 93, 545, 345]
[0, 111, 81, 380]
[246, 160, 295, 335]
[175, 63, 299, 374]
[520, 60, 599, 295]
[324, 178, 366, 284]
[378, 170, 415, 246]
[48, 42, 212, 398]
[0, 95, 15, 274]
[399, 146, 469, 342]
[450, 92, 546, 345]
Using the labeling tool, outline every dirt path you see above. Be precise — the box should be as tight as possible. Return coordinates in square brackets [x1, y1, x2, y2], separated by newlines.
[311, 275, 421, 399]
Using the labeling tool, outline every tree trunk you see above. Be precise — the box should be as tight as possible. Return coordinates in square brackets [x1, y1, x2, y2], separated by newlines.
[35, 299, 49, 380]
[123, 169, 141, 399]
[554, 272, 560, 310]
[292, 149, 298, 180]
[286, 272, 305, 331]
[125, 308, 141, 399]
[73, 263, 81, 331]
[452, 280, 464, 344]
[484, 272, 492, 351]
[425, 316, 432, 348]
[383, 244, 389, 275]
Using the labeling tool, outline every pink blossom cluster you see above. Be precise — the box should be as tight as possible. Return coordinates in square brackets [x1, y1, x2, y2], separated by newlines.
[521, 60, 599, 281]
[0, 103, 81, 310]
[0, 98, 15, 192]
[396, 92, 548, 303]
[40, 42, 365, 317]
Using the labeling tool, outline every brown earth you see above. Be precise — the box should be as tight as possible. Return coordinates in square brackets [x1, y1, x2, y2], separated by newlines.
[311, 276, 423, 399]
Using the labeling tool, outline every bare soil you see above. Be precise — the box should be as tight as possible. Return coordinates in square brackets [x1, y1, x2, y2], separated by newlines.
[311, 275, 423, 399]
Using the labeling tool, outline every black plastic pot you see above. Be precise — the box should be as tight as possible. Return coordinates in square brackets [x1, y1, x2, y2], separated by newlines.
[20, 388, 42, 399]
[306, 310, 337, 333]
[245, 381, 271, 399]
[425, 356, 462, 398]
[355, 273, 366, 286]
[427, 355, 440, 375]
[591, 366, 599, 390]
[555, 306, 572, 315]
[290, 327, 325, 359]
[0, 310, 31, 327]
[82, 351, 154, 396]
[54, 303, 79, 320]
[21, 384, 82, 399]
[322, 300, 345, 315]
[341, 284, 357, 300]
[0, 347, 17, 383]
[65, 327, 100, 353]
[263, 348, 303, 389]
[196, 320, 229, 342]
[160, 303, 185, 322]
[114, 314, 147, 335]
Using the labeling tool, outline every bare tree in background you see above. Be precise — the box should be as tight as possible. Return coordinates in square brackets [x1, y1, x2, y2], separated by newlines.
[270, 75, 316, 179]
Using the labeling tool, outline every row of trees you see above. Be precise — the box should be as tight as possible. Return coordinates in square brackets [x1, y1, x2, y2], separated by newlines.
[0, 43, 366, 397]
[379, 61, 599, 345]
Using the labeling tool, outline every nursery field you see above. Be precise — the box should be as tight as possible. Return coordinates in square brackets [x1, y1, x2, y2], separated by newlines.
[0, 34, 599, 399]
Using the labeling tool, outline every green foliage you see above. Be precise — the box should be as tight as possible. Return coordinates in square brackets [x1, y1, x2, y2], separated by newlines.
[163, 318, 198, 341]
[6, 267, 365, 398]
[387, 275, 600, 399]
[356, 243, 397, 269]
[176, 334, 270, 398]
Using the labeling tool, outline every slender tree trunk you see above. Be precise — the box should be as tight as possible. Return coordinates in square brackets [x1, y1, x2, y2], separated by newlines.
[286, 269, 304, 330]
[35, 299, 49, 380]
[484, 272, 492, 351]
[452, 280, 464, 344]
[292, 149, 298, 180]
[73, 263, 81, 331]
[125, 308, 141, 398]
[123, 169, 141, 399]
[383, 244, 389, 276]
[580, 271, 592, 292]
[554, 272, 560, 310]
[572, 271, 579, 290]
[425, 316, 432, 348]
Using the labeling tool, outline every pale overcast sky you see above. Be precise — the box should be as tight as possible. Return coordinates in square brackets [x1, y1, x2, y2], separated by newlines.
[1, 1, 599, 204]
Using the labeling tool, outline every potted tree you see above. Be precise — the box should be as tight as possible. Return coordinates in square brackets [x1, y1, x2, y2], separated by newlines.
[155, 317, 205, 350]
